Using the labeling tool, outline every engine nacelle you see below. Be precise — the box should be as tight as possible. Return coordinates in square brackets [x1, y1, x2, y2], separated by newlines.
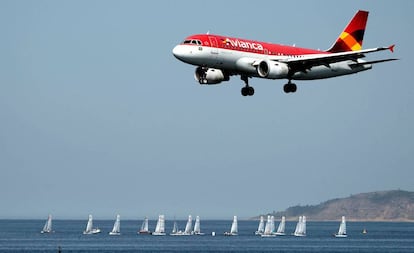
[257, 60, 289, 79]
[194, 67, 229, 85]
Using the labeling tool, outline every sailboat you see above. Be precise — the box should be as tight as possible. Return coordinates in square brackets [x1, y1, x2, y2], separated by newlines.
[224, 216, 238, 236]
[152, 215, 166, 236]
[261, 216, 276, 237]
[170, 220, 182, 235]
[275, 216, 286, 236]
[83, 214, 101, 234]
[41, 214, 53, 233]
[138, 217, 151, 234]
[183, 215, 193, 235]
[193, 215, 204, 235]
[255, 216, 265, 235]
[109, 214, 121, 235]
[293, 216, 306, 237]
[334, 216, 347, 238]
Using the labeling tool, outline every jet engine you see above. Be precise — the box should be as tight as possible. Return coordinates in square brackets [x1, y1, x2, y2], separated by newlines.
[194, 67, 229, 85]
[257, 60, 289, 79]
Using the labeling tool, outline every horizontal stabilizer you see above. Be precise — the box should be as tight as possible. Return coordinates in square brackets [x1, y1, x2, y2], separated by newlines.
[349, 58, 399, 67]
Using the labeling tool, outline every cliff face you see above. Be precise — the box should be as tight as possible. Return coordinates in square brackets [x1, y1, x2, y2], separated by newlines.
[268, 190, 414, 221]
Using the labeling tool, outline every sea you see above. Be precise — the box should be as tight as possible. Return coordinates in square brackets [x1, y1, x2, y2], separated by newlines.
[0, 219, 413, 252]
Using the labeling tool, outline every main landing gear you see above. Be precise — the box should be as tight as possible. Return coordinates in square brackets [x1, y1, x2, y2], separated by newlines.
[283, 80, 297, 93]
[241, 75, 254, 96]
[239, 76, 298, 96]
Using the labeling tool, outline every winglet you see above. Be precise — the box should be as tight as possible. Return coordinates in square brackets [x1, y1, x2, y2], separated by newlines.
[389, 44, 395, 53]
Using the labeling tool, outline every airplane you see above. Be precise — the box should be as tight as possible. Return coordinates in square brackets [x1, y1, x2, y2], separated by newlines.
[172, 10, 398, 96]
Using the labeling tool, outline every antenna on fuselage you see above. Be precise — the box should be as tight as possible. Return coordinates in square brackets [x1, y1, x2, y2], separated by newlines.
[206, 31, 210, 35]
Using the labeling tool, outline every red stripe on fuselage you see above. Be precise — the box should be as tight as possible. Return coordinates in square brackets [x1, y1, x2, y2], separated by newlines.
[182, 34, 328, 56]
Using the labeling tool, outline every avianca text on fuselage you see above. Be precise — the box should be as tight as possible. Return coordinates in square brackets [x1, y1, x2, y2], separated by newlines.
[172, 10, 397, 96]
[224, 38, 264, 51]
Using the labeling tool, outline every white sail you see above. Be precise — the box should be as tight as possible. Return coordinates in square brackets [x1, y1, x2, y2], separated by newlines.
[83, 214, 101, 234]
[184, 215, 193, 235]
[263, 216, 272, 235]
[193, 216, 203, 235]
[293, 216, 306, 237]
[154, 216, 160, 233]
[270, 216, 275, 234]
[302, 216, 307, 236]
[335, 216, 347, 238]
[138, 217, 150, 234]
[261, 215, 276, 237]
[41, 214, 53, 233]
[171, 221, 179, 234]
[159, 215, 165, 233]
[109, 214, 121, 235]
[85, 215, 93, 233]
[230, 215, 238, 234]
[224, 215, 238, 236]
[275, 216, 286, 235]
[255, 216, 265, 235]
[293, 216, 301, 235]
[152, 215, 166, 236]
[86, 215, 93, 232]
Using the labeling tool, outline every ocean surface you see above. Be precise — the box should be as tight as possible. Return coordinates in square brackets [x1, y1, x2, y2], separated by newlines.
[0, 219, 413, 252]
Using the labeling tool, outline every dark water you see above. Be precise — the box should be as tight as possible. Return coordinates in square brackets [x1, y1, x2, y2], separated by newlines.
[0, 220, 413, 252]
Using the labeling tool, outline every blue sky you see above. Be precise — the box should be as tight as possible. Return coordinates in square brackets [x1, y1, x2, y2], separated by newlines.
[0, 0, 412, 220]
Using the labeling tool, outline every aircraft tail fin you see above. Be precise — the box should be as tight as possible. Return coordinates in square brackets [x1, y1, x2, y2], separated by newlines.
[327, 10, 369, 53]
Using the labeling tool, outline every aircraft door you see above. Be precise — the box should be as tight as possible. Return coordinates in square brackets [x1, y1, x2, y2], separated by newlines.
[208, 36, 219, 55]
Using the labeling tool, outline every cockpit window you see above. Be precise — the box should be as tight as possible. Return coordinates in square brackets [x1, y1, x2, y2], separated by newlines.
[183, 39, 202, 45]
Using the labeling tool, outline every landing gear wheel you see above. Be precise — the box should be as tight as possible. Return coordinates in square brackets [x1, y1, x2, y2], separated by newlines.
[283, 84, 290, 93]
[241, 86, 254, 96]
[241, 87, 248, 96]
[283, 82, 297, 93]
[248, 86, 254, 96]
[241, 75, 254, 96]
[291, 83, 297, 93]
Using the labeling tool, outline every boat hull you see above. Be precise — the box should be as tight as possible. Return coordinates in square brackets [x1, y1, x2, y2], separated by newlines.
[293, 233, 306, 237]
[152, 232, 166, 236]
[261, 234, 276, 238]
[83, 229, 101, 235]
[335, 234, 348, 238]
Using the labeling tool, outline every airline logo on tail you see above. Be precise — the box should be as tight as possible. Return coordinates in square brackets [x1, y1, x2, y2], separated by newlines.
[328, 10, 368, 52]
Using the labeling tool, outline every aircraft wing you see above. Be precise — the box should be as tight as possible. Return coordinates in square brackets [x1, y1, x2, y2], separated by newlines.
[274, 45, 396, 74]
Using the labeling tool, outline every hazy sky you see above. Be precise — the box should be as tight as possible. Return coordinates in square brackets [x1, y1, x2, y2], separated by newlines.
[1, 0, 412, 220]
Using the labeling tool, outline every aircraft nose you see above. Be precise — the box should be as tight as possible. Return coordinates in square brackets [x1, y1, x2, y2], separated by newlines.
[172, 45, 186, 60]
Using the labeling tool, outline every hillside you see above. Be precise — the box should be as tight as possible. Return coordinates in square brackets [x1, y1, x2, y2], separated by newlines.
[261, 190, 414, 221]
